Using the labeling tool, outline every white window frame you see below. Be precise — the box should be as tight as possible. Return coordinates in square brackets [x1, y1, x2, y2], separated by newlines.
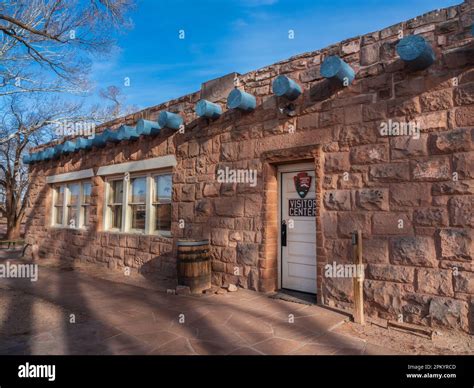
[127, 174, 148, 233]
[51, 180, 92, 229]
[81, 182, 92, 228]
[104, 176, 125, 232]
[66, 182, 81, 228]
[152, 172, 172, 237]
[103, 169, 172, 236]
[52, 185, 67, 227]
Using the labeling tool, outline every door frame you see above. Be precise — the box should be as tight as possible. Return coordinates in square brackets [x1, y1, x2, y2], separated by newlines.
[277, 162, 316, 292]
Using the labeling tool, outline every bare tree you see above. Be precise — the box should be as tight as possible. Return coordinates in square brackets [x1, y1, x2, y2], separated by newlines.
[0, 88, 142, 240]
[0, 1, 134, 239]
[0, 95, 85, 239]
[99, 85, 122, 118]
[99, 85, 138, 119]
[0, 0, 134, 96]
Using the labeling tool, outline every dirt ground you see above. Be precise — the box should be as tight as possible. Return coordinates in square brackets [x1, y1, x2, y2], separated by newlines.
[336, 320, 474, 355]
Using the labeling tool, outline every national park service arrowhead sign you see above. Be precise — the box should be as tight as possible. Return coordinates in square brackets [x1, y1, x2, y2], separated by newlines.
[293, 172, 311, 199]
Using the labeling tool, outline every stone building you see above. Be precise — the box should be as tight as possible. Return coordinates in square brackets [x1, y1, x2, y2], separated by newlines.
[25, 0, 474, 333]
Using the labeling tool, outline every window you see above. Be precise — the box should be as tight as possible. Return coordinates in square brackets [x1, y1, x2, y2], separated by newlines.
[53, 186, 65, 226]
[51, 181, 92, 228]
[67, 183, 80, 227]
[107, 180, 123, 230]
[104, 171, 172, 235]
[129, 177, 146, 231]
[82, 182, 92, 226]
[153, 174, 172, 233]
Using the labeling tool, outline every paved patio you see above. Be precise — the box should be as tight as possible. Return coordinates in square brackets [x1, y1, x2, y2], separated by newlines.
[0, 256, 399, 355]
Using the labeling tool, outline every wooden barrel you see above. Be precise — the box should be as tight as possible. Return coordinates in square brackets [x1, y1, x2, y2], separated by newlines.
[177, 239, 211, 293]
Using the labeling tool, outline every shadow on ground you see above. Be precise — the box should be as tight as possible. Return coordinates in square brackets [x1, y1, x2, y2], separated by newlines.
[0, 254, 400, 355]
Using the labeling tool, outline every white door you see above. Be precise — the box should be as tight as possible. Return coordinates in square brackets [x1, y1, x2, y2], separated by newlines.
[280, 167, 317, 294]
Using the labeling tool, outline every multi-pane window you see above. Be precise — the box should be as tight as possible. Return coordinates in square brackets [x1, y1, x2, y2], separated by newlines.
[107, 180, 123, 230]
[130, 177, 146, 231]
[104, 171, 172, 235]
[67, 183, 80, 227]
[82, 183, 92, 226]
[53, 186, 65, 225]
[52, 181, 91, 228]
[154, 174, 172, 232]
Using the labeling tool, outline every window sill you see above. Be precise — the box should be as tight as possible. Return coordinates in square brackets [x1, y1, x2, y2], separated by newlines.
[49, 226, 88, 231]
[101, 230, 172, 238]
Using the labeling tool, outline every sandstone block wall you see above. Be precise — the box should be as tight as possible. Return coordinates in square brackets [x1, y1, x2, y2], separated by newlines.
[26, 0, 474, 332]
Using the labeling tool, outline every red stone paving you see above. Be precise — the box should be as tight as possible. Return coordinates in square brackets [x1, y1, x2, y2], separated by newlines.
[0, 262, 401, 355]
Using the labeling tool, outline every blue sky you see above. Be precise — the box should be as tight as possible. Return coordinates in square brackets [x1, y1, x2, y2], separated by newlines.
[90, 0, 460, 109]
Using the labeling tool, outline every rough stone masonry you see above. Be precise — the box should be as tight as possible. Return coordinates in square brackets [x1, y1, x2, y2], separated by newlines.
[26, 0, 474, 333]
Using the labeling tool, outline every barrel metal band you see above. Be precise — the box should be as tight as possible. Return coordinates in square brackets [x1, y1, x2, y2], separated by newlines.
[177, 256, 210, 264]
[177, 248, 209, 255]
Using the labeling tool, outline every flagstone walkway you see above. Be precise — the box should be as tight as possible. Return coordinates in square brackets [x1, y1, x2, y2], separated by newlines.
[0, 257, 400, 355]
